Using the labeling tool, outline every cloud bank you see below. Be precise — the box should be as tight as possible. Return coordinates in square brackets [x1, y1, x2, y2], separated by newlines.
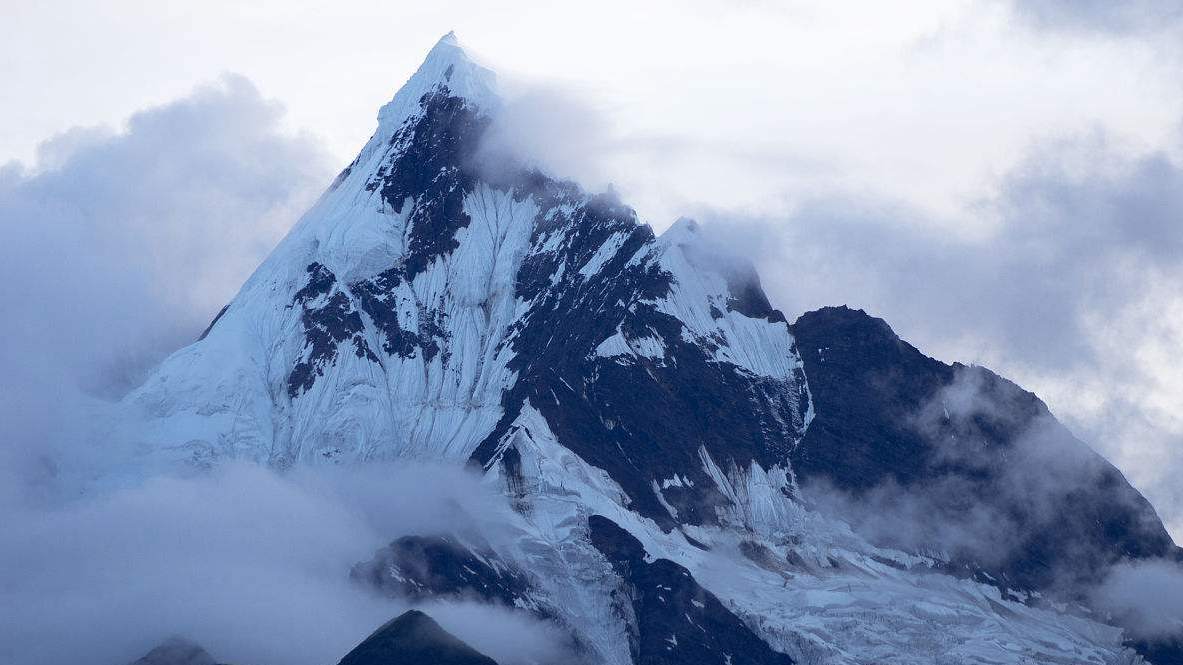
[0, 74, 331, 393]
[1092, 558, 1183, 640]
[0, 462, 568, 665]
[0, 75, 333, 506]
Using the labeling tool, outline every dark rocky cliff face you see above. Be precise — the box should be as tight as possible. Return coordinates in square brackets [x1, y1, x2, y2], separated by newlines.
[790, 305, 1176, 589]
[790, 305, 1181, 660]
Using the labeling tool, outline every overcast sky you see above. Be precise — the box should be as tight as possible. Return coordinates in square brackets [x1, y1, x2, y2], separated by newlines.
[2, 0, 1182, 538]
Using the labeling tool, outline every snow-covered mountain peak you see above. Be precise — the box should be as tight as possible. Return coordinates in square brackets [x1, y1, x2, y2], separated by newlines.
[110, 34, 1183, 665]
[376, 31, 499, 131]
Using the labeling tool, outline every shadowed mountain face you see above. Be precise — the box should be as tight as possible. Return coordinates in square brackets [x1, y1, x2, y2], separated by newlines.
[789, 306, 1178, 591]
[790, 307, 1178, 586]
[337, 610, 498, 665]
[791, 306, 1183, 665]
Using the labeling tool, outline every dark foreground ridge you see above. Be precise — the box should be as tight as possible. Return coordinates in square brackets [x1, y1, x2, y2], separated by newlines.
[337, 610, 498, 665]
[128, 638, 225, 665]
[123, 612, 502, 665]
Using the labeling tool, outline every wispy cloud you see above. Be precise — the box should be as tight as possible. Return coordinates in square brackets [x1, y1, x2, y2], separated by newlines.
[0, 461, 566, 665]
[675, 129, 1183, 542]
[1092, 558, 1183, 639]
[0, 75, 332, 501]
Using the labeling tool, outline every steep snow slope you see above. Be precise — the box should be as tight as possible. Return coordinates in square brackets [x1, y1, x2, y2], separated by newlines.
[120, 33, 810, 526]
[111, 33, 1176, 665]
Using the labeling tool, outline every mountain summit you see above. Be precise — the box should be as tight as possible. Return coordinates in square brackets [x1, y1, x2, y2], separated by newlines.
[115, 34, 1180, 665]
[124, 31, 812, 526]
[373, 31, 498, 138]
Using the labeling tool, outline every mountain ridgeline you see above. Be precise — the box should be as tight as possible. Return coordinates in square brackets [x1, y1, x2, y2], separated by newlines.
[790, 306, 1178, 591]
[121, 33, 1181, 665]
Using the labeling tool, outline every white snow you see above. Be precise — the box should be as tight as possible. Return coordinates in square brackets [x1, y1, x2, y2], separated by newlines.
[579, 231, 628, 278]
[593, 328, 666, 362]
[652, 480, 680, 520]
[660, 474, 692, 489]
[653, 229, 805, 382]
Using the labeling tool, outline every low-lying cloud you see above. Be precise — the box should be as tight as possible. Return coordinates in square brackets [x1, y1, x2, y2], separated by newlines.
[1091, 558, 1183, 640]
[0, 74, 332, 508]
[801, 364, 1183, 646]
[0, 461, 567, 665]
[0, 73, 331, 400]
